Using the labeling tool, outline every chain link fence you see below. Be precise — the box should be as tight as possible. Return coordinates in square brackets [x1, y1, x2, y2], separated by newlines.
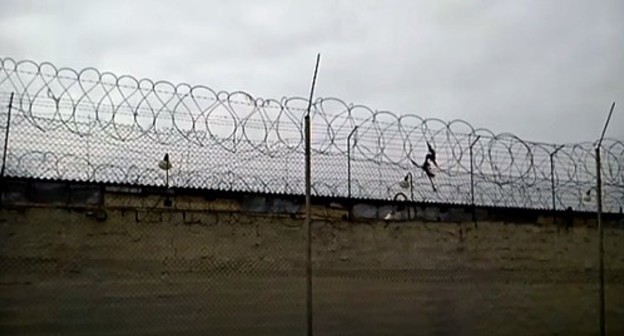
[0, 57, 622, 212]
[0, 57, 623, 335]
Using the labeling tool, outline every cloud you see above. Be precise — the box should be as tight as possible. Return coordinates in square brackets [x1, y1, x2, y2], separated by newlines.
[1, 0, 622, 143]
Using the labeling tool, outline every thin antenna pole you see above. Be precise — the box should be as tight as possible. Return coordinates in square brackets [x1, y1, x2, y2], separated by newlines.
[1, 92, 14, 178]
[305, 53, 321, 336]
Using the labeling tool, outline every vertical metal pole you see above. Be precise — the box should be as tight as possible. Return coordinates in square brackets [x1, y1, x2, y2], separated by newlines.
[164, 153, 172, 207]
[550, 145, 564, 219]
[305, 53, 321, 336]
[409, 173, 414, 220]
[0, 93, 14, 209]
[596, 147, 605, 336]
[86, 116, 92, 181]
[595, 101, 614, 336]
[470, 144, 474, 220]
[550, 154, 556, 212]
[285, 145, 290, 193]
[1, 92, 14, 178]
[347, 137, 351, 197]
[409, 174, 414, 202]
[469, 135, 480, 224]
[347, 126, 357, 220]
[186, 138, 191, 185]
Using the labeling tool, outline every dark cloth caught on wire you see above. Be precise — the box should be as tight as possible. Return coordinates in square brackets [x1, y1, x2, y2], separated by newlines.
[410, 141, 439, 192]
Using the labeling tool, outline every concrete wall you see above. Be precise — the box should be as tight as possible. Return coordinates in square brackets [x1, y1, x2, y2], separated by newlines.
[0, 179, 623, 335]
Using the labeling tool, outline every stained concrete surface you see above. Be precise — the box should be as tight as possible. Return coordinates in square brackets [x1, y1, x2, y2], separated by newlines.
[1, 206, 623, 335]
[1, 270, 623, 335]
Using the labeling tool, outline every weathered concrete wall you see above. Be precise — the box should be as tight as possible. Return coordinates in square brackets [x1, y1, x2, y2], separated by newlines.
[0, 180, 623, 335]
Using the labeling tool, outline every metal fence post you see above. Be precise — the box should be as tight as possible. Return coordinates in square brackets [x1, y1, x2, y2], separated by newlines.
[595, 101, 615, 336]
[0, 92, 14, 209]
[1, 92, 14, 178]
[469, 135, 480, 225]
[550, 145, 564, 222]
[86, 116, 92, 181]
[406, 172, 414, 219]
[347, 126, 358, 220]
[305, 54, 321, 336]
[595, 146, 605, 336]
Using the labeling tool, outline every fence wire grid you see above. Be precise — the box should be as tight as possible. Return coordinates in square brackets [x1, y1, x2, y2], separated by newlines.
[1, 57, 624, 336]
[0, 57, 623, 211]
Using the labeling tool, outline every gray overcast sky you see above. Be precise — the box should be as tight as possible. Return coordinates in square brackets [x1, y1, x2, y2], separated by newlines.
[1, 0, 622, 144]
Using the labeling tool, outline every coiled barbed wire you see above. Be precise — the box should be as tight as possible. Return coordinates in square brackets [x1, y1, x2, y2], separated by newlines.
[0, 57, 622, 212]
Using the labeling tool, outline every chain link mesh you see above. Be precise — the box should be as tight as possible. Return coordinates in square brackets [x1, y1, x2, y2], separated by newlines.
[0, 57, 623, 335]
[0, 57, 622, 212]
